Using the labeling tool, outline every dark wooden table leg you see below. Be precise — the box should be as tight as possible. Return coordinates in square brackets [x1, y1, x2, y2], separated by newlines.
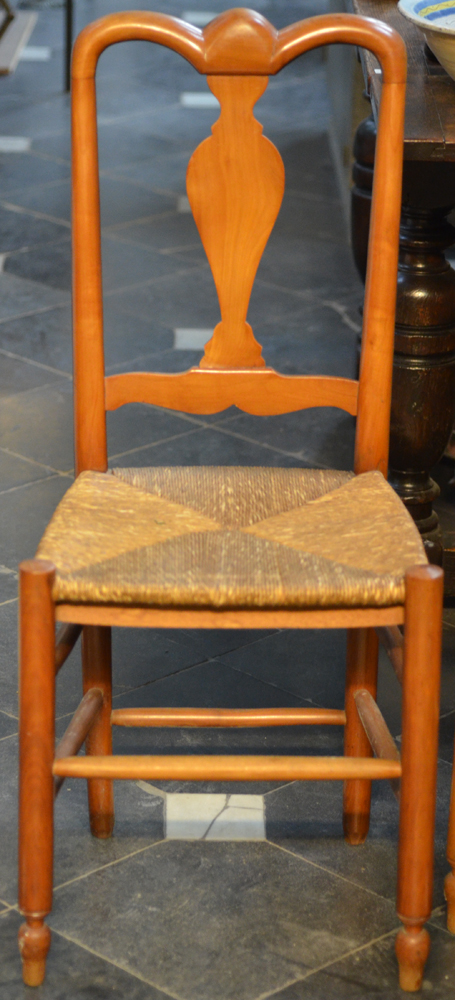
[352, 115, 455, 563]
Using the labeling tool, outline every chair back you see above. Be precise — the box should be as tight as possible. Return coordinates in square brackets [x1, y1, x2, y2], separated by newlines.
[71, 8, 406, 477]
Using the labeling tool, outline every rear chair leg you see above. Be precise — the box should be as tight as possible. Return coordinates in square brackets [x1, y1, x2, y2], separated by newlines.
[82, 625, 114, 838]
[396, 565, 443, 991]
[445, 744, 455, 932]
[343, 627, 378, 844]
[18, 559, 56, 986]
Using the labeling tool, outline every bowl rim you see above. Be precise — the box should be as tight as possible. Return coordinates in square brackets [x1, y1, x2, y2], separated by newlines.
[398, 0, 455, 35]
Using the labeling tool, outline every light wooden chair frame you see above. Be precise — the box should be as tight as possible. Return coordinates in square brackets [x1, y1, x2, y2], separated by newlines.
[18, 9, 444, 992]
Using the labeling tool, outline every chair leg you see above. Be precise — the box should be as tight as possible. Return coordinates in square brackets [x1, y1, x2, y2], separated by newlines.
[396, 564, 443, 992]
[444, 735, 455, 932]
[82, 625, 114, 838]
[18, 559, 56, 986]
[343, 627, 378, 844]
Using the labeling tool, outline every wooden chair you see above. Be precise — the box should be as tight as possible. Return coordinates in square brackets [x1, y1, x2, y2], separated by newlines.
[18, 8, 443, 992]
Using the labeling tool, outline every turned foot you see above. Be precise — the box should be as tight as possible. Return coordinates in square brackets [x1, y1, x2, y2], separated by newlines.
[18, 919, 51, 986]
[395, 925, 430, 992]
[445, 870, 455, 933]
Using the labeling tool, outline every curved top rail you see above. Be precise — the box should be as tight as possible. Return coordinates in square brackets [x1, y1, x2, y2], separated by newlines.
[72, 8, 406, 84]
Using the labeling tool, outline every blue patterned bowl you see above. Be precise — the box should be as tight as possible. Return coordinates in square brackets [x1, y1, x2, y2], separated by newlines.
[398, 0, 455, 81]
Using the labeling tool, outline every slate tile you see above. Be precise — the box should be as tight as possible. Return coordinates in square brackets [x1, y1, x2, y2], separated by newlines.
[49, 840, 398, 1000]
[106, 147, 193, 194]
[0, 571, 17, 605]
[109, 424, 313, 466]
[0, 474, 71, 570]
[0, 711, 17, 740]
[108, 210, 203, 252]
[265, 759, 452, 907]
[1, 909, 174, 1000]
[0, 273, 67, 323]
[0, 448, 56, 489]
[0, 205, 68, 253]
[0, 152, 70, 196]
[0, 352, 63, 397]
[269, 924, 455, 998]
[7, 177, 176, 227]
[219, 629, 348, 707]
[229, 409, 356, 468]
[256, 235, 362, 298]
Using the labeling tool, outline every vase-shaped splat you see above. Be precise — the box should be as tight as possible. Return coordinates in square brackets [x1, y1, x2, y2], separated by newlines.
[186, 75, 285, 368]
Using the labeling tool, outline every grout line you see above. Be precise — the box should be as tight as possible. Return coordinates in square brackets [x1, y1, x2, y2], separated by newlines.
[0, 472, 67, 498]
[0, 445, 65, 476]
[256, 927, 399, 999]
[111, 656, 212, 700]
[108, 425, 203, 462]
[0, 345, 70, 378]
[103, 263, 208, 299]
[0, 200, 71, 228]
[0, 597, 17, 608]
[0, 301, 70, 327]
[268, 839, 396, 904]
[41, 925, 186, 1000]
[53, 838, 167, 893]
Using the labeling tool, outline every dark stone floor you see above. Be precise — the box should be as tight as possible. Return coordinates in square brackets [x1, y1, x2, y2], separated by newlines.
[1, 0, 455, 997]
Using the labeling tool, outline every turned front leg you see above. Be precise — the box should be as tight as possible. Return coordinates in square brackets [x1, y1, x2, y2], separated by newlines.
[343, 628, 379, 845]
[396, 565, 443, 991]
[18, 559, 56, 986]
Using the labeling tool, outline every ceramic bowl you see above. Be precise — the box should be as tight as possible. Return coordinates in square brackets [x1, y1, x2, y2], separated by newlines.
[398, 0, 455, 82]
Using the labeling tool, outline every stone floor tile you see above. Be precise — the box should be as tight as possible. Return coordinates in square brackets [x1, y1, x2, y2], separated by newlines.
[0, 710, 17, 740]
[0, 474, 71, 570]
[0, 351, 64, 397]
[268, 924, 455, 998]
[4, 176, 177, 228]
[265, 758, 452, 906]
[49, 840, 398, 1000]
[0, 447, 57, 490]
[0, 272, 68, 323]
[166, 792, 266, 840]
[108, 209, 203, 253]
[0, 151, 70, 195]
[229, 410, 356, 468]
[1, 909, 175, 1000]
[0, 204, 69, 253]
[219, 629, 347, 707]
[109, 424, 313, 467]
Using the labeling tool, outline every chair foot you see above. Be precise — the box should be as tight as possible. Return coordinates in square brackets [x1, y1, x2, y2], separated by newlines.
[395, 925, 430, 992]
[444, 870, 455, 933]
[343, 812, 369, 845]
[89, 808, 114, 839]
[18, 919, 51, 986]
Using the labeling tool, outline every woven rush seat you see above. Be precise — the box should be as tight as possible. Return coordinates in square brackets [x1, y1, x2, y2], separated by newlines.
[37, 466, 426, 608]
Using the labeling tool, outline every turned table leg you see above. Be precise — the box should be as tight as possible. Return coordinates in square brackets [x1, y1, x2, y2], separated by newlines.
[352, 116, 455, 560]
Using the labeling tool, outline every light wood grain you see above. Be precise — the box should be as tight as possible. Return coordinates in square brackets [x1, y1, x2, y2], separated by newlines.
[55, 603, 406, 629]
[105, 369, 359, 415]
[111, 707, 347, 727]
[53, 753, 402, 782]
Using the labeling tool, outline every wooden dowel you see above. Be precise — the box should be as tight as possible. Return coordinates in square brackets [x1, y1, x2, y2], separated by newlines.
[53, 754, 402, 782]
[54, 688, 103, 795]
[55, 623, 82, 675]
[354, 688, 401, 800]
[376, 625, 404, 684]
[110, 707, 347, 728]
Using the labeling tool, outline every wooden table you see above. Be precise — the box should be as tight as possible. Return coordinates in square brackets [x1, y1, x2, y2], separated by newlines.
[351, 0, 455, 577]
